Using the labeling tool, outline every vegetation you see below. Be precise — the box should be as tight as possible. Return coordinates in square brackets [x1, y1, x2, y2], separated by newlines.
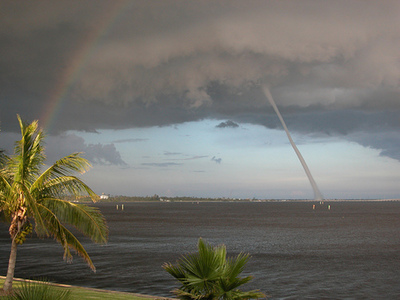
[0, 115, 108, 293]
[93, 195, 258, 203]
[0, 277, 168, 300]
[0, 149, 6, 167]
[3, 279, 71, 300]
[163, 238, 265, 300]
[84, 194, 162, 203]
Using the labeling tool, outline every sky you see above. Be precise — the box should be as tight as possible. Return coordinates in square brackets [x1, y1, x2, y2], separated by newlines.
[1, 0, 400, 199]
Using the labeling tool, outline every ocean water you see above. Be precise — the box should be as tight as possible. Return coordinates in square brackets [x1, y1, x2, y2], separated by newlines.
[1, 201, 399, 299]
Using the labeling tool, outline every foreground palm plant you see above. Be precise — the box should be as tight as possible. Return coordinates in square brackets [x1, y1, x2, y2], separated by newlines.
[163, 238, 265, 300]
[0, 115, 108, 293]
[5, 279, 71, 300]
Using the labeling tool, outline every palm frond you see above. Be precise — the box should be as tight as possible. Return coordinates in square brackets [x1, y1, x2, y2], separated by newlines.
[163, 262, 186, 282]
[13, 115, 46, 183]
[32, 153, 92, 190]
[39, 198, 108, 244]
[220, 288, 265, 300]
[34, 176, 97, 201]
[173, 288, 215, 300]
[0, 148, 8, 167]
[19, 183, 47, 235]
[0, 171, 12, 210]
[226, 253, 251, 281]
[7, 279, 72, 300]
[37, 203, 97, 271]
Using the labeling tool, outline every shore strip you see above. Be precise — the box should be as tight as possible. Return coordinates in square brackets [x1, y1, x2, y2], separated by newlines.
[0, 276, 175, 299]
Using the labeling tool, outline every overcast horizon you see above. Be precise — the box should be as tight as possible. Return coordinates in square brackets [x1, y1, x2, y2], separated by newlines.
[1, 1, 400, 199]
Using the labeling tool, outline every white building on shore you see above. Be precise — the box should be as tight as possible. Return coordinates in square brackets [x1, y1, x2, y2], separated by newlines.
[100, 193, 110, 200]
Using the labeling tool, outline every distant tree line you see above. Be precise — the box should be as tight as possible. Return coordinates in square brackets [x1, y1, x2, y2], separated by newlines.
[102, 195, 162, 202]
[61, 193, 265, 203]
[96, 195, 255, 202]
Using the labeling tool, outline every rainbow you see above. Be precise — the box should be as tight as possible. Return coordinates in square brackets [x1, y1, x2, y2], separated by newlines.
[41, 0, 129, 132]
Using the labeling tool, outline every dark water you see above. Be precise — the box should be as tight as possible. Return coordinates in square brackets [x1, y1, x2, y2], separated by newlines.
[1, 201, 400, 299]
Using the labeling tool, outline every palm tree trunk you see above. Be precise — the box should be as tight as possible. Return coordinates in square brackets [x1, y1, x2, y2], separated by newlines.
[3, 239, 18, 293]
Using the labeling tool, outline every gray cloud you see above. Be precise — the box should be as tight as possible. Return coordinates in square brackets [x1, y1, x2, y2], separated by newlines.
[347, 131, 400, 161]
[163, 151, 182, 156]
[185, 155, 208, 161]
[84, 143, 127, 166]
[169, 155, 209, 161]
[141, 162, 183, 167]
[211, 156, 222, 164]
[113, 138, 148, 143]
[45, 134, 127, 166]
[163, 151, 209, 161]
[1, 1, 399, 160]
[0, 131, 127, 166]
[216, 120, 239, 128]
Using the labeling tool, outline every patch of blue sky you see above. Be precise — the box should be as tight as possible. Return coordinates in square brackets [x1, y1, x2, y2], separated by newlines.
[73, 119, 400, 199]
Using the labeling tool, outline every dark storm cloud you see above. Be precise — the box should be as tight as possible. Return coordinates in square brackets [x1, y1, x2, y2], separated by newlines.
[1, 1, 400, 158]
[347, 131, 400, 161]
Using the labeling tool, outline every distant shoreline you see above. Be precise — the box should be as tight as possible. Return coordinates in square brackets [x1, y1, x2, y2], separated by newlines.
[72, 196, 400, 203]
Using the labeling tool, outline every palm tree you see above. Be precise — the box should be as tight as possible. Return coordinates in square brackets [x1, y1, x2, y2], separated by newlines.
[163, 238, 265, 300]
[0, 115, 108, 293]
[0, 129, 7, 167]
[0, 150, 6, 167]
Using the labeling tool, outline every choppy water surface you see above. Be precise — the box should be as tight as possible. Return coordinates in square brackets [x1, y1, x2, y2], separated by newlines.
[1, 201, 400, 299]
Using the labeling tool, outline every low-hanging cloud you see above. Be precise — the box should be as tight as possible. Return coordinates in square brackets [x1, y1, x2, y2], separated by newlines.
[0, 131, 127, 166]
[346, 130, 400, 161]
[0, 1, 399, 161]
[84, 143, 127, 166]
[45, 134, 127, 166]
[70, 0, 400, 111]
